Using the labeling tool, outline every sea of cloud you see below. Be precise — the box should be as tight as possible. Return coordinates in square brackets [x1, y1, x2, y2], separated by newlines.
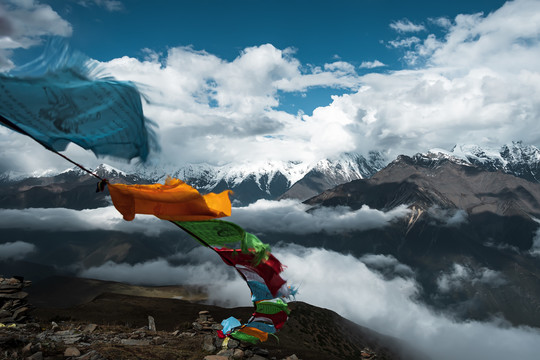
[229, 199, 410, 234]
[76, 244, 540, 360]
[1, 200, 540, 359]
[0, 206, 172, 236]
[0, 199, 410, 236]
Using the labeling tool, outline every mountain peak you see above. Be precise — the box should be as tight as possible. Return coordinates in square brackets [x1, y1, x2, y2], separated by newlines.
[412, 142, 540, 183]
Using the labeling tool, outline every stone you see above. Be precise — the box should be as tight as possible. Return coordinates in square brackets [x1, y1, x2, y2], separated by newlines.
[171, 330, 179, 336]
[192, 322, 203, 331]
[82, 324, 97, 334]
[203, 356, 228, 360]
[232, 349, 245, 360]
[152, 336, 164, 345]
[216, 349, 234, 357]
[120, 339, 151, 346]
[76, 350, 103, 360]
[13, 306, 29, 318]
[0, 291, 28, 299]
[51, 330, 81, 345]
[253, 348, 269, 356]
[199, 310, 210, 315]
[227, 338, 240, 349]
[148, 316, 156, 332]
[64, 347, 80, 357]
[25, 351, 43, 360]
[284, 355, 299, 360]
[22, 342, 33, 355]
[202, 334, 216, 353]
[179, 331, 195, 337]
[247, 355, 268, 360]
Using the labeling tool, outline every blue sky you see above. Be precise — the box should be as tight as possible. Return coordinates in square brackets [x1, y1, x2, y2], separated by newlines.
[11, 0, 507, 113]
[1, 0, 539, 173]
[24, 0, 506, 64]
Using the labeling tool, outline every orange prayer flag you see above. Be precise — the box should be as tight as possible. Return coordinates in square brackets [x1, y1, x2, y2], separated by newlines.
[108, 177, 232, 221]
[237, 326, 269, 342]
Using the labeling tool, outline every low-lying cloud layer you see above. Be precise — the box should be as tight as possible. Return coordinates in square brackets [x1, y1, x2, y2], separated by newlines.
[79, 246, 251, 307]
[0, 241, 36, 260]
[436, 263, 507, 293]
[230, 199, 410, 234]
[0, 207, 171, 236]
[0, 200, 409, 236]
[79, 245, 540, 360]
[427, 206, 468, 227]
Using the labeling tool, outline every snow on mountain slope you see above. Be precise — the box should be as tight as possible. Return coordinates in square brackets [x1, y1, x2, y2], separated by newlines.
[128, 152, 386, 204]
[416, 142, 540, 183]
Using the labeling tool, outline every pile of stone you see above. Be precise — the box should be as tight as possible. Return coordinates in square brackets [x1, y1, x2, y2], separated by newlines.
[195, 310, 301, 360]
[193, 310, 222, 332]
[0, 276, 32, 324]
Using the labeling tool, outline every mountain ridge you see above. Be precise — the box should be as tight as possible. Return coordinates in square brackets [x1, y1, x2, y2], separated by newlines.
[299, 153, 540, 328]
[0, 152, 386, 207]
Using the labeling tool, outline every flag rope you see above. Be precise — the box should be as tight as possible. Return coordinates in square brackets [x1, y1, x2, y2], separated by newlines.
[1, 113, 104, 182]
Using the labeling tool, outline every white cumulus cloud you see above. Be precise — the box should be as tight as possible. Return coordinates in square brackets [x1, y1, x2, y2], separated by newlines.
[305, 0, 540, 158]
[77, 0, 124, 12]
[359, 60, 386, 69]
[2, 0, 540, 180]
[390, 19, 426, 33]
[0, 0, 72, 71]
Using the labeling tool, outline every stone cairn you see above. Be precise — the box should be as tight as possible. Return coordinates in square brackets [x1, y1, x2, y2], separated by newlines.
[194, 310, 301, 360]
[0, 276, 32, 324]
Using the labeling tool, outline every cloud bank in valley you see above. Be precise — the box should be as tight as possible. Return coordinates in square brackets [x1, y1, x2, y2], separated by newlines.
[79, 245, 540, 360]
[0, 241, 36, 260]
[436, 263, 507, 293]
[0, 199, 409, 236]
[0, 207, 171, 236]
[229, 199, 410, 234]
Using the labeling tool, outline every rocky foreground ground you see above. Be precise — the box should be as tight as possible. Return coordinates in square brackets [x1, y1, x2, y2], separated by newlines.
[0, 277, 402, 360]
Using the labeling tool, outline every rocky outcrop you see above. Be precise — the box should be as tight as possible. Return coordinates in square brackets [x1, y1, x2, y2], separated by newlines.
[0, 276, 32, 324]
[0, 308, 311, 360]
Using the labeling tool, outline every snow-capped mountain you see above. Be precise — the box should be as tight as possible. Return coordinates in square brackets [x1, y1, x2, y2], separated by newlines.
[413, 141, 540, 183]
[133, 152, 386, 204]
[0, 152, 387, 207]
[279, 151, 387, 201]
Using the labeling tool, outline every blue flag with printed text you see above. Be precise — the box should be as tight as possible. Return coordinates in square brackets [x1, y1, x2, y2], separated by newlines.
[0, 39, 156, 162]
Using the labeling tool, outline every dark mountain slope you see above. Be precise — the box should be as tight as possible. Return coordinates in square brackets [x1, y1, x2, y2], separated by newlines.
[307, 155, 540, 217]
[283, 155, 540, 327]
[32, 290, 416, 360]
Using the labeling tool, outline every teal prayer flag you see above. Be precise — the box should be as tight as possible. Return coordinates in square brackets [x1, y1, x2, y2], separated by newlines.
[0, 38, 156, 162]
